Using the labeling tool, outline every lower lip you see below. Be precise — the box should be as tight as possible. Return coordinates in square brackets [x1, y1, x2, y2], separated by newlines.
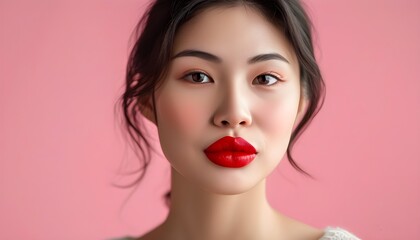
[205, 151, 256, 168]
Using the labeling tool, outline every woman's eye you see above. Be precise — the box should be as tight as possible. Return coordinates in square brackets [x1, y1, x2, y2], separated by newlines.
[252, 74, 280, 86]
[183, 72, 212, 83]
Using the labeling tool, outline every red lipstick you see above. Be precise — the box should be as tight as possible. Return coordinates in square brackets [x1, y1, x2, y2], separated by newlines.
[204, 136, 257, 168]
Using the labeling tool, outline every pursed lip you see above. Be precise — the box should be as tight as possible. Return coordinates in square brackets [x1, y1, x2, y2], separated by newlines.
[204, 136, 257, 168]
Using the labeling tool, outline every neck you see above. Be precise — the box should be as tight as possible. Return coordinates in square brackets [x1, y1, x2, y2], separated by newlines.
[161, 167, 283, 240]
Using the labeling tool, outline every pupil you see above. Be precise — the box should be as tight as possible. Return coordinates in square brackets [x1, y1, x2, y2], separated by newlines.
[259, 76, 268, 84]
[192, 73, 204, 82]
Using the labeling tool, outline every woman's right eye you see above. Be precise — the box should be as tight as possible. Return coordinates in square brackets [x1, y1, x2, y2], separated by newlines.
[182, 71, 213, 83]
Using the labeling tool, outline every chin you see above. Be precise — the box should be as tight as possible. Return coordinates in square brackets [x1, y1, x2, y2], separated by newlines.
[194, 172, 265, 196]
[169, 152, 276, 196]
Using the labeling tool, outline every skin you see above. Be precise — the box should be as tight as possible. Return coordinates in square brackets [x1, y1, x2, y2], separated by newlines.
[139, 5, 324, 240]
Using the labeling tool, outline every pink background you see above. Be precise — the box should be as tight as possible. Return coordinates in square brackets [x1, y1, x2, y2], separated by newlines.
[1, 0, 419, 239]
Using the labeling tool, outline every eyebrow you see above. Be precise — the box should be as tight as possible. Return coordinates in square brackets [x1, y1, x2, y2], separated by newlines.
[249, 53, 290, 64]
[172, 50, 221, 63]
[172, 49, 290, 64]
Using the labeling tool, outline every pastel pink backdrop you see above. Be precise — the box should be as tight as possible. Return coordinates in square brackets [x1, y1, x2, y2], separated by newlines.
[0, 0, 419, 239]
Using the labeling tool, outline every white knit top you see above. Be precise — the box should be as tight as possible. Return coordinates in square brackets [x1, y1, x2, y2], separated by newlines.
[319, 227, 361, 240]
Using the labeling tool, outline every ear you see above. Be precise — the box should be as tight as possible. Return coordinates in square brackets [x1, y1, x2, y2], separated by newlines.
[293, 93, 309, 129]
[297, 94, 308, 116]
[138, 96, 157, 125]
[132, 73, 157, 125]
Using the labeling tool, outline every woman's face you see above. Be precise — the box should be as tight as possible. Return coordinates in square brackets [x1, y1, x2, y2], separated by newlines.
[151, 5, 304, 194]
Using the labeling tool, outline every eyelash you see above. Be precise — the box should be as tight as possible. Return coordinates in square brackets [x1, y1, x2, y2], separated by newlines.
[252, 73, 282, 86]
[181, 71, 213, 83]
[182, 71, 283, 86]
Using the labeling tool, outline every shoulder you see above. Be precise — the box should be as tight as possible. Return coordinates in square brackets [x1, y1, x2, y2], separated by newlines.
[319, 227, 361, 240]
[277, 214, 360, 240]
[109, 222, 360, 240]
[278, 215, 325, 240]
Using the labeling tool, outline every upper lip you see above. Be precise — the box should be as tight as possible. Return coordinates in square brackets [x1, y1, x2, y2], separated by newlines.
[204, 136, 257, 154]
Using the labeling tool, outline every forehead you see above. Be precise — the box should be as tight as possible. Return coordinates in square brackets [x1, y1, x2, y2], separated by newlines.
[172, 5, 297, 65]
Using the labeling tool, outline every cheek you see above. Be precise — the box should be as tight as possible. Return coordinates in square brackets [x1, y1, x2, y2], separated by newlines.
[158, 100, 200, 134]
[156, 87, 209, 135]
[254, 89, 300, 154]
[258, 100, 298, 134]
[154, 83, 213, 166]
[255, 93, 299, 137]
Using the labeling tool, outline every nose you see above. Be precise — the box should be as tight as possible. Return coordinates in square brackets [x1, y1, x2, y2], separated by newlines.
[213, 86, 252, 128]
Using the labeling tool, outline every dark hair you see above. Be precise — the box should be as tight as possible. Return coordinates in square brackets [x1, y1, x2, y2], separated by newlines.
[116, 0, 325, 205]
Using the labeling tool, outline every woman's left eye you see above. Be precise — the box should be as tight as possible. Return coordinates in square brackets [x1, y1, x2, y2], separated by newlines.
[252, 74, 280, 86]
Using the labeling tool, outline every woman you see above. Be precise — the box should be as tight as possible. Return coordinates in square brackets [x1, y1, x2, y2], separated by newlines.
[115, 0, 360, 239]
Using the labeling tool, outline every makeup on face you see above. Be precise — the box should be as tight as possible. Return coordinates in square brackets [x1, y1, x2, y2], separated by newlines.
[154, 5, 301, 194]
[204, 136, 257, 168]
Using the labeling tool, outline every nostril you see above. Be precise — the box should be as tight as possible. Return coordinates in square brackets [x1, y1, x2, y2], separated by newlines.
[221, 120, 229, 126]
[239, 121, 246, 125]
